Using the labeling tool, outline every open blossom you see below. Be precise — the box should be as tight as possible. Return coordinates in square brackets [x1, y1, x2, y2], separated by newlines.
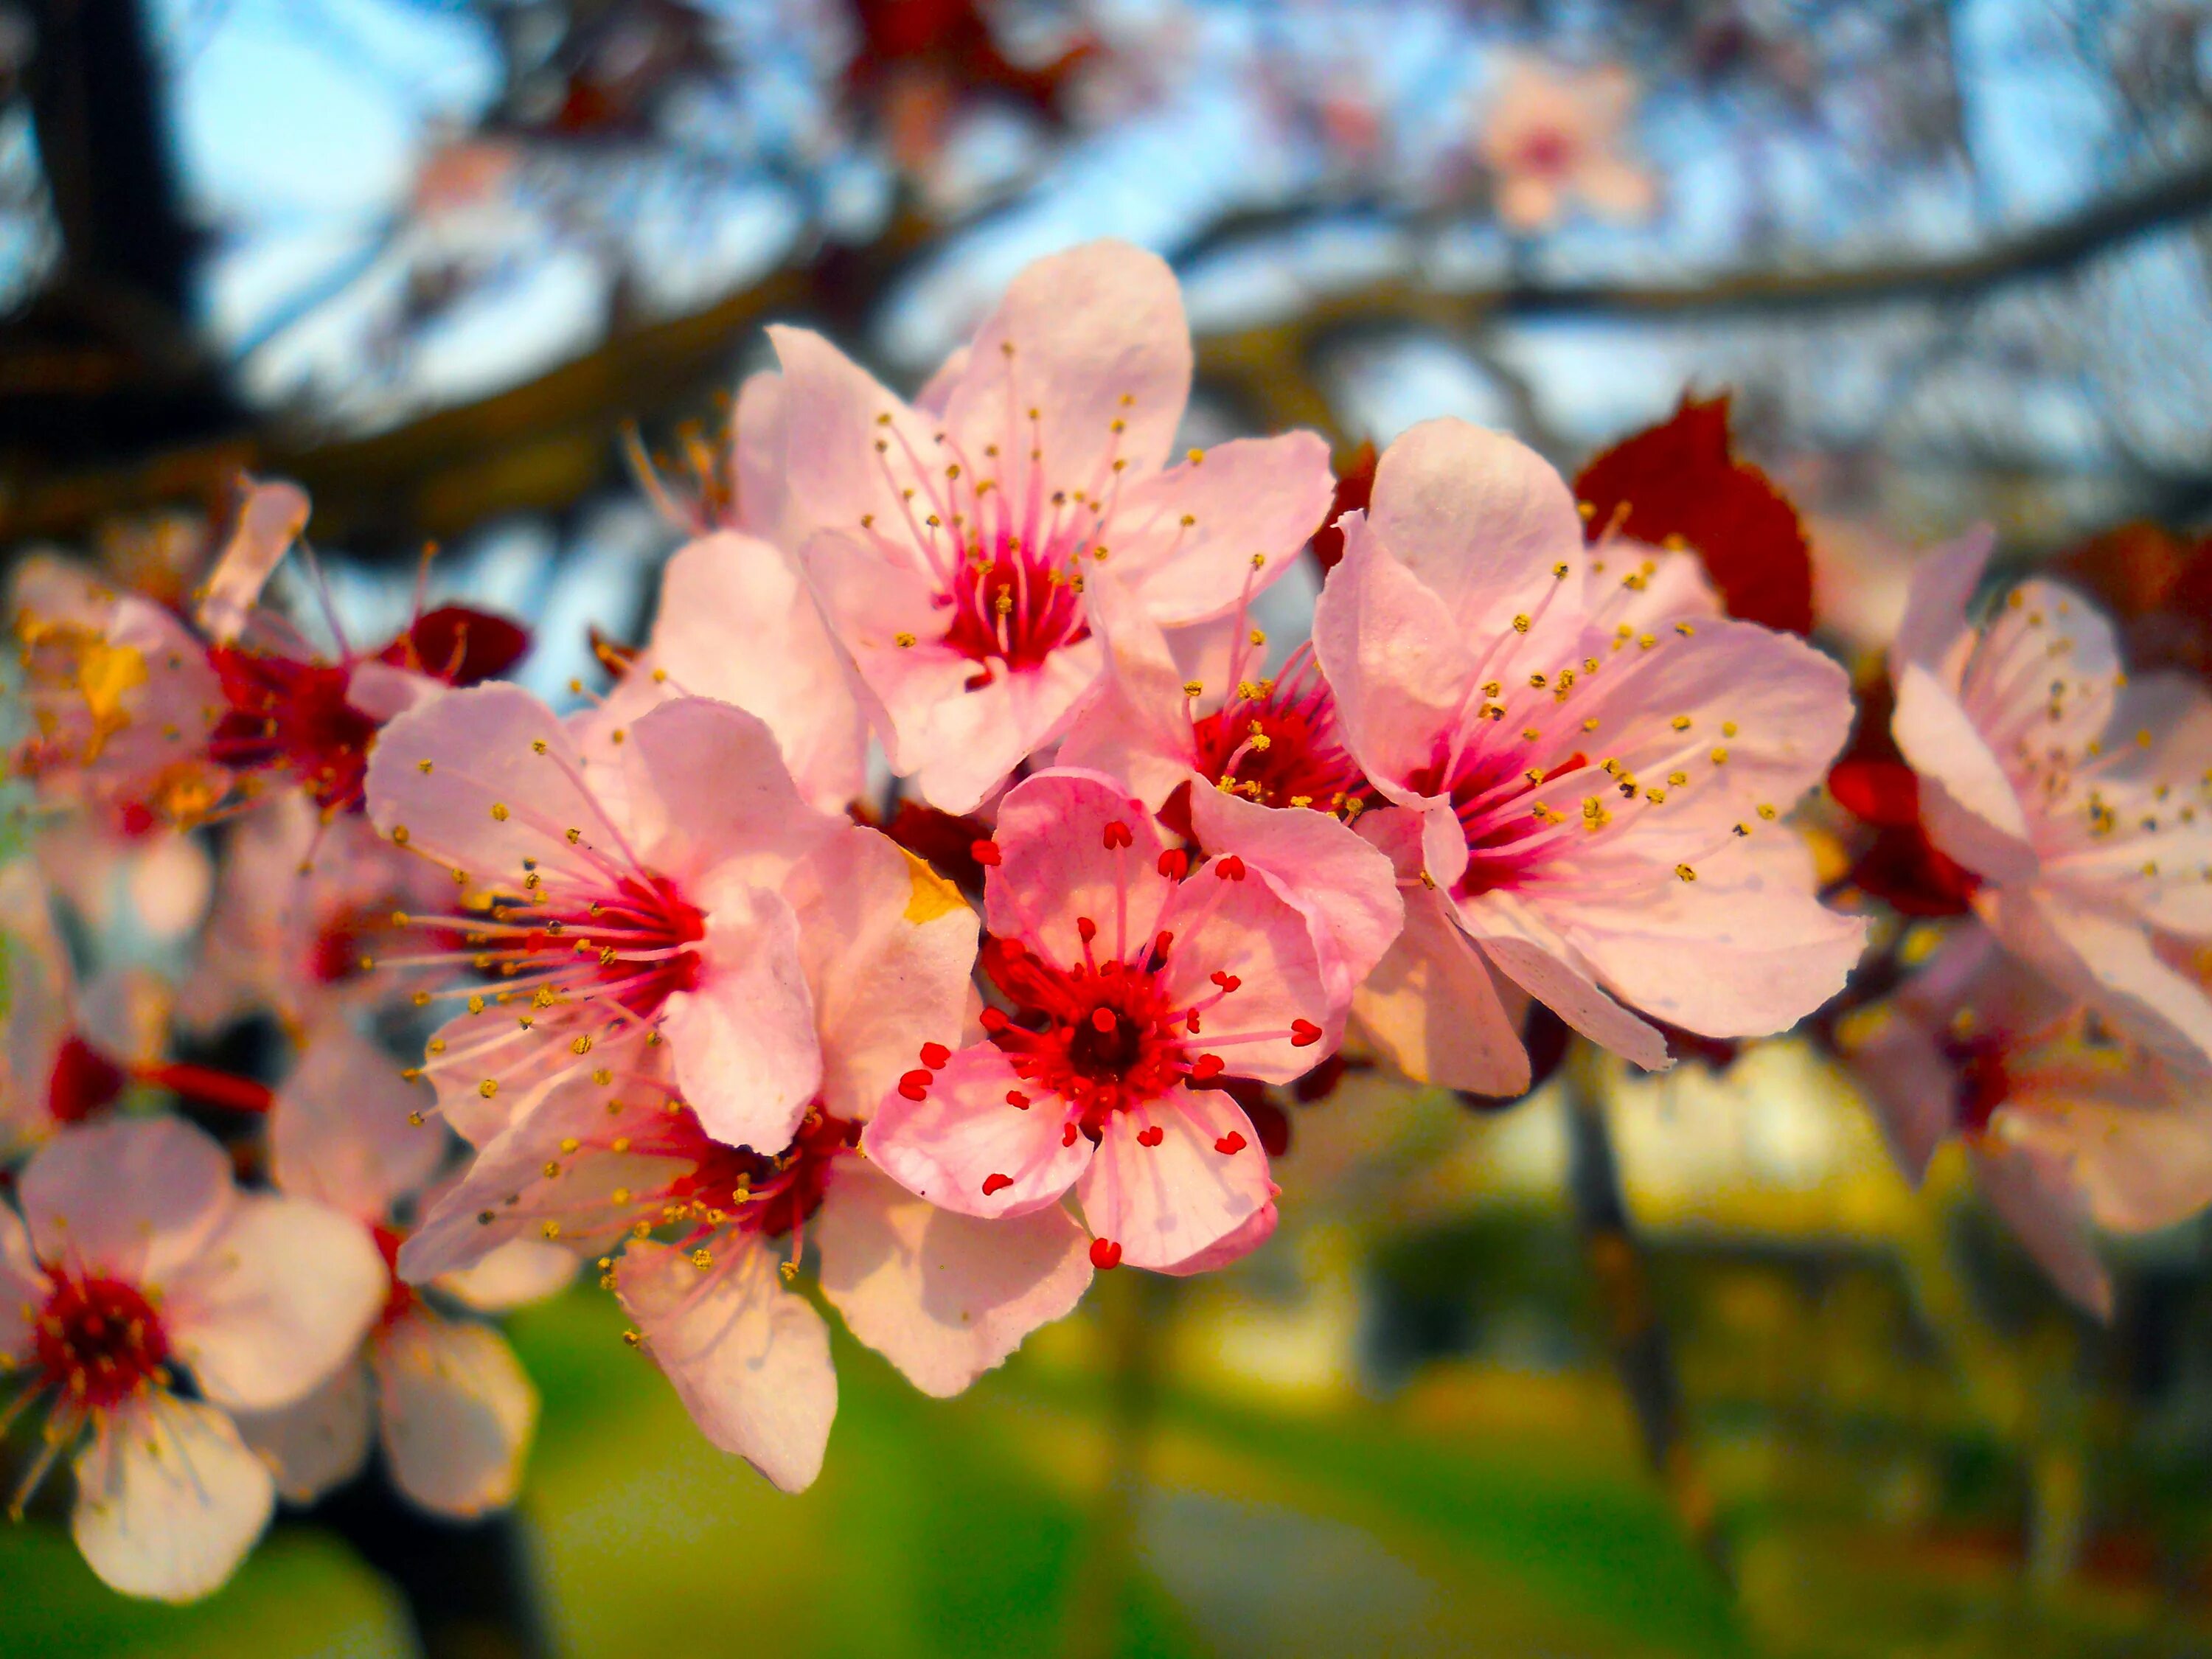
[1478, 56, 1655, 232]
[866, 768, 1340, 1273]
[768, 238, 1334, 813]
[1889, 533, 2212, 1069]
[400, 824, 1089, 1490]
[235, 1023, 563, 1517]
[1312, 419, 1865, 1093]
[364, 686, 849, 1153]
[0, 1116, 383, 1600]
[1844, 924, 2212, 1317]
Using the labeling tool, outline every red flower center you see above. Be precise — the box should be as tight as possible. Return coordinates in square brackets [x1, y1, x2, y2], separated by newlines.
[667, 1105, 858, 1240]
[208, 647, 382, 814]
[33, 1270, 169, 1410]
[372, 1223, 420, 1330]
[1190, 656, 1372, 815]
[1944, 1034, 2012, 1138]
[938, 536, 1091, 684]
[1514, 126, 1576, 178]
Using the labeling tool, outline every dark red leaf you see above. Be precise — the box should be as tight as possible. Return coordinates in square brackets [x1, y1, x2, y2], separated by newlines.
[1573, 393, 1814, 636]
[388, 605, 531, 686]
[1310, 441, 1377, 574]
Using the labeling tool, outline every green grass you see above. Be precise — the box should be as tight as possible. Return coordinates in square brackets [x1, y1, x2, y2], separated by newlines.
[0, 1287, 1760, 1658]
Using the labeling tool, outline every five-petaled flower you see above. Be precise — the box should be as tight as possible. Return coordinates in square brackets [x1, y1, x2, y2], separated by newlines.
[865, 769, 1339, 1273]
[0, 1116, 383, 1601]
[1312, 419, 1866, 1094]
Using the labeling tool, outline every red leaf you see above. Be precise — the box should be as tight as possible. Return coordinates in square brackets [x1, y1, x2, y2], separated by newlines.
[386, 605, 532, 686]
[1573, 394, 1814, 636]
[1310, 442, 1377, 574]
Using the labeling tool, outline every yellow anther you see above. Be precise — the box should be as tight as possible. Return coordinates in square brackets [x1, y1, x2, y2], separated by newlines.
[894, 632, 917, 648]
[1675, 864, 1696, 882]
[490, 802, 509, 821]
[1512, 614, 1532, 633]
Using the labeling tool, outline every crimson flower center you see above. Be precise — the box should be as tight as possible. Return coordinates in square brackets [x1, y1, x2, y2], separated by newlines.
[938, 533, 1091, 682]
[208, 647, 381, 814]
[34, 1271, 169, 1410]
[669, 1106, 857, 1239]
[979, 936, 1195, 1138]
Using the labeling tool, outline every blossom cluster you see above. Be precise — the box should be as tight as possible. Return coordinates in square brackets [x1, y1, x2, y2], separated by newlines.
[4, 237, 2208, 1603]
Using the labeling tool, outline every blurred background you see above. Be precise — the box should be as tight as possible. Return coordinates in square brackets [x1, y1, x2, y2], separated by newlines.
[6, 1, 2212, 1655]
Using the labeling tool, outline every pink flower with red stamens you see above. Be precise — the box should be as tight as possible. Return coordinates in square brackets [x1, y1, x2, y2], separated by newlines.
[233, 1023, 561, 1517]
[0, 1116, 383, 1601]
[1058, 569, 1404, 1012]
[1845, 925, 2212, 1318]
[864, 768, 1334, 1273]
[768, 239, 1335, 813]
[1888, 533, 2212, 1071]
[1312, 420, 1865, 1093]
[364, 685, 846, 1155]
[400, 825, 1089, 1490]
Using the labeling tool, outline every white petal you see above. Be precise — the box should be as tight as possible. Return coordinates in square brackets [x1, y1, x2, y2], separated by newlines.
[374, 1311, 538, 1517]
[72, 1394, 275, 1603]
[234, 1359, 375, 1503]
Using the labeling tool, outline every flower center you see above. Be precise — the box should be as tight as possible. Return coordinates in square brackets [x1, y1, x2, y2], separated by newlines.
[1943, 1034, 2012, 1138]
[937, 535, 1091, 683]
[372, 1224, 420, 1330]
[208, 647, 382, 814]
[1191, 662, 1371, 814]
[33, 1271, 169, 1409]
[666, 1105, 857, 1239]
[1515, 127, 1576, 177]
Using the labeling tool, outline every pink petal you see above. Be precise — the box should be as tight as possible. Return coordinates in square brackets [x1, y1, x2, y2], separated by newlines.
[1310, 512, 1480, 794]
[1462, 895, 1672, 1070]
[72, 1394, 275, 1603]
[987, 768, 1174, 970]
[1970, 1142, 2112, 1319]
[1056, 567, 1201, 811]
[1889, 526, 1994, 680]
[941, 240, 1191, 490]
[271, 1020, 445, 1224]
[20, 1116, 235, 1284]
[1364, 420, 1587, 643]
[434, 1239, 577, 1312]
[0, 1206, 45, 1362]
[1893, 667, 2038, 881]
[619, 694, 839, 886]
[1981, 887, 2212, 1074]
[731, 368, 791, 540]
[166, 1194, 386, 1414]
[644, 532, 869, 813]
[1076, 1088, 1274, 1272]
[913, 641, 1100, 815]
[365, 684, 605, 884]
[765, 324, 945, 546]
[1995, 1087, 2212, 1235]
[814, 1161, 1092, 1397]
[197, 477, 309, 644]
[345, 660, 441, 724]
[1188, 782, 1405, 1008]
[616, 1237, 836, 1493]
[1835, 1003, 1956, 1183]
[790, 827, 978, 1124]
[1352, 883, 1531, 1095]
[862, 1042, 1092, 1218]
[1158, 1198, 1279, 1276]
[234, 1359, 375, 1503]
[374, 1310, 538, 1517]
[1543, 834, 1867, 1039]
[662, 884, 821, 1153]
[1154, 854, 1336, 1083]
[1585, 543, 1719, 633]
[1103, 431, 1333, 627]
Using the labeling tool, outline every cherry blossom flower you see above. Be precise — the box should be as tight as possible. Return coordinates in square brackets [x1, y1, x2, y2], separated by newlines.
[866, 768, 1338, 1273]
[400, 823, 1089, 1490]
[0, 1116, 383, 1600]
[1843, 924, 2212, 1317]
[1310, 419, 1865, 1093]
[1478, 56, 1656, 233]
[768, 238, 1335, 813]
[1888, 533, 2212, 1069]
[366, 684, 885, 1160]
[234, 1023, 563, 1517]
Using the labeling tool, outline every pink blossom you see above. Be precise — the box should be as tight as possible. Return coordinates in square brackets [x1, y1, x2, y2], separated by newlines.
[0, 1116, 383, 1600]
[1845, 925, 2212, 1317]
[1889, 533, 2212, 1069]
[364, 686, 847, 1154]
[768, 239, 1335, 813]
[1478, 57, 1656, 232]
[865, 768, 1335, 1273]
[400, 824, 1089, 1490]
[235, 1023, 559, 1517]
[1311, 420, 1865, 1091]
